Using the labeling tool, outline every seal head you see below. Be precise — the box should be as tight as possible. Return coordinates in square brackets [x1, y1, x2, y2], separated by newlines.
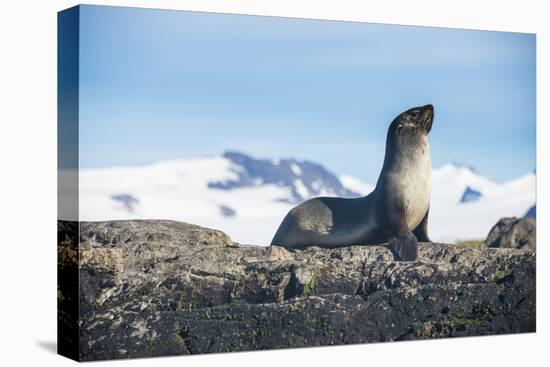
[387, 104, 433, 148]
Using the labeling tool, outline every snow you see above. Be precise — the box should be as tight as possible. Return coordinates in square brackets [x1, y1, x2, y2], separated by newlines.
[293, 179, 309, 199]
[431, 164, 500, 205]
[426, 165, 535, 241]
[78, 156, 294, 245]
[311, 181, 320, 191]
[430, 167, 535, 242]
[290, 163, 302, 176]
[339, 175, 375, 196]
[75, 156, 536, 246]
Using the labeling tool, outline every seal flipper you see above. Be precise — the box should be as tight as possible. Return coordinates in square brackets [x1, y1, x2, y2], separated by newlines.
[389, 231, 418, 261]
[412, 209, 431, 242]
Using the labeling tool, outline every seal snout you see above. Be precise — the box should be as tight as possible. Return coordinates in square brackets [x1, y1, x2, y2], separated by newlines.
[419, 104, 434, 133]
[422, 104, 433, 114]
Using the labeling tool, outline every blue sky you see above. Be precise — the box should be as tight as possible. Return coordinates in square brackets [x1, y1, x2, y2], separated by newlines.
[76, 5, 536, 182]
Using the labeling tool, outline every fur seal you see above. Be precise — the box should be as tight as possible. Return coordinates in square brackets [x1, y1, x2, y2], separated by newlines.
[271, 104, 434, 261]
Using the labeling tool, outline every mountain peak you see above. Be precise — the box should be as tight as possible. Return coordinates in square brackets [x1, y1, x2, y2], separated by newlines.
[212, 151, 360, 202]
[450, 161, 478, 173]
[222, 150, 260, 165]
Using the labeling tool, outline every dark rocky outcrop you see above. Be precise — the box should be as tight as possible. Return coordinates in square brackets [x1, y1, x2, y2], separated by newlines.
[460, 186, 482, 203]
[485, 217, 536, 250]
[57, 220, 536, 361]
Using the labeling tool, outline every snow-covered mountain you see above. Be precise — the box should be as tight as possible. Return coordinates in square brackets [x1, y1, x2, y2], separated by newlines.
[75, 152, 535, 245]
[428, 163, 535, 242]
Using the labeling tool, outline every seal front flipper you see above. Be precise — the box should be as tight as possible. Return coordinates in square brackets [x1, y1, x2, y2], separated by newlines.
[389, 231, 418, 261]
[412, 209, 432, 242]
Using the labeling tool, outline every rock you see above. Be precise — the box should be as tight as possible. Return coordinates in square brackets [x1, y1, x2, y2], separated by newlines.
[460, 186, 482, 203]
[485, 217, 536, 250]
[58, 220, 536, 361]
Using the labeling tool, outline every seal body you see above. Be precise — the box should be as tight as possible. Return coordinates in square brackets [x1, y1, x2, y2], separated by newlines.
[271, 104, 434, 261]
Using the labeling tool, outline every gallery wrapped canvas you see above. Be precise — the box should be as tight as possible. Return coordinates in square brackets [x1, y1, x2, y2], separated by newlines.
[58, 5, 536, 361]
